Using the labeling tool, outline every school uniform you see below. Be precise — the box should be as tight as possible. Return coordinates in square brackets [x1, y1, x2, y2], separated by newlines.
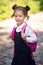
[11, 22, 37, 65]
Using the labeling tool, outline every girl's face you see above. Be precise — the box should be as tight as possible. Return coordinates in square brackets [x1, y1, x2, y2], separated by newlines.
[14, 10, 26, 26]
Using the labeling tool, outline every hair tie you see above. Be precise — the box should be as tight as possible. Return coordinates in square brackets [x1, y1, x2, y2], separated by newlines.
[26, 6, 30, 11]
[12, 4, 17, 10]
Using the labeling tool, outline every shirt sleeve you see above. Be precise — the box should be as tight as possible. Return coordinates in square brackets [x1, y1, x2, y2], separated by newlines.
[25, 25, 38, 43]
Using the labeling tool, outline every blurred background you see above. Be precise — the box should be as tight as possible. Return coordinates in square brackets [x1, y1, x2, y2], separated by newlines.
[0, 0, 43, 21]
[0, 0, 43, 65]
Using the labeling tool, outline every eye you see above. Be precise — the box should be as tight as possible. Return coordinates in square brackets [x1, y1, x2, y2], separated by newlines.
[19, 15, 22, 17]
[15, 15, 22, 17]
[15, 15, 17, 17]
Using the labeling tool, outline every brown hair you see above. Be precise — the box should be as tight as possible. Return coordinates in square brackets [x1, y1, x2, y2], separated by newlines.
[11, 4, 30, 20]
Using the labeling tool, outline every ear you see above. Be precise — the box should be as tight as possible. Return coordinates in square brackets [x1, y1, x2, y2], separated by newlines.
[24, 15, 26, 18]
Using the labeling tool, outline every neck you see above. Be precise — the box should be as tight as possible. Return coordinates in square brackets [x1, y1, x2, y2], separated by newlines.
[17, 22, 24, 26]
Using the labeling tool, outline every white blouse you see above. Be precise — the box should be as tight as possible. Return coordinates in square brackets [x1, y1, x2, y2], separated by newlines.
[16, 22, 38, 43]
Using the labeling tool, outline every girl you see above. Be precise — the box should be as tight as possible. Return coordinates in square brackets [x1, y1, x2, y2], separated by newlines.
[10, 4, 38, 65]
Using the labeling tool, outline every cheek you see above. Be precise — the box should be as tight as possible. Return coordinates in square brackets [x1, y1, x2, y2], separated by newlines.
[15, 16, 25, 22]
[15, 17, 22, 21]
[20, 17, 24, 20]
[15, 18, 17, 21]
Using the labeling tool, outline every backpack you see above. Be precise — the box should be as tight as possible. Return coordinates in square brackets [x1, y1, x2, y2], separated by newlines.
[11, 23, 38, 52]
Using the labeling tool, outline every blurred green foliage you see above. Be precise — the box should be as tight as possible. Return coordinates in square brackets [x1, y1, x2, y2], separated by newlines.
[0, 0, 43, 21]
[33, 0, 43, 11]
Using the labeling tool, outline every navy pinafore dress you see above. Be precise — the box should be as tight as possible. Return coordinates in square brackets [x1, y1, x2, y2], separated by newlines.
[11, 31, 36, 65]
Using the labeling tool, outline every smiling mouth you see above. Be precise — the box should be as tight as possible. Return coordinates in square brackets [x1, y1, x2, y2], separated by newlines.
[17, 20, 21, 22]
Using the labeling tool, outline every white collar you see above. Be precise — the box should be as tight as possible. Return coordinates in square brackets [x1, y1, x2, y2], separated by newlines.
[16, 22, 26, 32]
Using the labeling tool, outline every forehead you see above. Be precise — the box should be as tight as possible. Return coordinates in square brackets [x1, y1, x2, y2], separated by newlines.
[14, 9, 24, 15]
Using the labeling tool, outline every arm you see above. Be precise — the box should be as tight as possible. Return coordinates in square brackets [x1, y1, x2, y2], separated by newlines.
[25, 25, 38, 43]
[9, 33, 12, 39]
[9, 27, 16, 40]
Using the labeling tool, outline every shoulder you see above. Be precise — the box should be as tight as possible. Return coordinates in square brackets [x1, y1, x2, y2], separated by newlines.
[11, 26, 16, 35]
[12, 26, 16, 31]
[26, 24, 33, 31]
[24, 22, 32, 29]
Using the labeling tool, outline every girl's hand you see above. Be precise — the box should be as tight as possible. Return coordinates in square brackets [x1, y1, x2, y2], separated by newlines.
[21, 32, 26, 41]
[8, 33, 12, 39]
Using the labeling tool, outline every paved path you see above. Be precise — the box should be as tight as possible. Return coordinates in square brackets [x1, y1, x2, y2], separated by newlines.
[0, 28, 43, 65]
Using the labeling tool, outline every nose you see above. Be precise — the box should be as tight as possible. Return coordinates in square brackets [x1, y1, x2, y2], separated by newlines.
[16, 16, 20, 20]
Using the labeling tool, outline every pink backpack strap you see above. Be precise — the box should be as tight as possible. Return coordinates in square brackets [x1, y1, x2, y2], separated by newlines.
[11, 27, 16, 40]
[21, 22, 27, 33]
